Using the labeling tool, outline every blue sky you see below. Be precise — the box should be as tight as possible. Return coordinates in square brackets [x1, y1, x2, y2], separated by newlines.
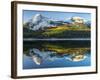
[23, 10, 91, 23]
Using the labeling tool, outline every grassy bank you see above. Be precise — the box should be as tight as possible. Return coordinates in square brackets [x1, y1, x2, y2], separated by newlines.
[23, 26, 90, 38]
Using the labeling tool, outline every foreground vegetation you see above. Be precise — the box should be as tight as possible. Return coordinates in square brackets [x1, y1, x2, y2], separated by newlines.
[23, 25, 90, 38]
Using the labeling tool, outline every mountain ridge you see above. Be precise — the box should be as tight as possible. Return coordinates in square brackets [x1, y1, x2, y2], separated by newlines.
[24, 14, 91, 31]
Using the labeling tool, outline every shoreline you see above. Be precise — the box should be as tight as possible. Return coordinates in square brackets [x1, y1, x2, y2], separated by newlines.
[23, 38, 90, 41]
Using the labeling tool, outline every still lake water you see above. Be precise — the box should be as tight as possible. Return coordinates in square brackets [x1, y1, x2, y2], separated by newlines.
[23, 40, 91, 69]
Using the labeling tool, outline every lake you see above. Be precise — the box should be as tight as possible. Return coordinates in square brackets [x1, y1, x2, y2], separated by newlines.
[23, 40, 91, 69]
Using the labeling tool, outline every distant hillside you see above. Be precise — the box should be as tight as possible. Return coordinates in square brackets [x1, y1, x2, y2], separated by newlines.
[23, 27, 90, 38]
[23, 14, 91, 39]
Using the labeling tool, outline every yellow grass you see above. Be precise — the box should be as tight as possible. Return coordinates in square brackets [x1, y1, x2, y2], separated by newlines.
[44, 44, 90, 54]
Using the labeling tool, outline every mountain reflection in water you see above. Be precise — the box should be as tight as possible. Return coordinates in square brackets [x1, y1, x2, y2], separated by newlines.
[23, 41, 91, 69]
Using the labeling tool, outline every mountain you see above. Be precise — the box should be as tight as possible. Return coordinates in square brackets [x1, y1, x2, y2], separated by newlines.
[71, 16, 84, 24]
[66, 16, 85, 24]
[24, 14, 91, 31]
[24, 14, 64, 31]
[65, 17, 91, 29]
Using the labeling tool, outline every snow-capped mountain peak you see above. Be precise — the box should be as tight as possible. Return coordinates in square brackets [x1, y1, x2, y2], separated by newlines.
[26, 14, 59, 31]
[31, 14, 43, 24]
